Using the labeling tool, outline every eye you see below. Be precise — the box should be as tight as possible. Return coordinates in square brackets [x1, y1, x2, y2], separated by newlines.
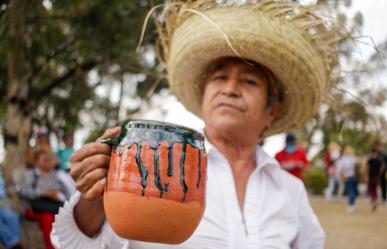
[243, 78, 257, 85]
[212, 74, 228, 81]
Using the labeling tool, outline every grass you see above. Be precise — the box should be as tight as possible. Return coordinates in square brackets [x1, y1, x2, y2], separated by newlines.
[310, 197, 387, 249]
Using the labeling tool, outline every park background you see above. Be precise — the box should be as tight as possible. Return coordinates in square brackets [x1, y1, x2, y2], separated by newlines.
[1, 0, 387, 248]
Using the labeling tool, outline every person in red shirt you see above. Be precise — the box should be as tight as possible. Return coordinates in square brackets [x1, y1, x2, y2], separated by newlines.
[275, 133, 309, 180]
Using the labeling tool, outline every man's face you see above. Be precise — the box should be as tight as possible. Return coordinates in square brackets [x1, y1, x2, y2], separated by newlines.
[202, 58, 275, 137]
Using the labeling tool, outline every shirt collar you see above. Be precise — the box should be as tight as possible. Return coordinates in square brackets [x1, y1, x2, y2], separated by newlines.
[203, 132, 282, 186]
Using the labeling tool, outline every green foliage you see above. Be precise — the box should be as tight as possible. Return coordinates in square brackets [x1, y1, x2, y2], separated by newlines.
[0, 0, 165, 140]
[294, 0, 387, 159]
[83, 129, 104, 144]
[304, 166, 327, 195]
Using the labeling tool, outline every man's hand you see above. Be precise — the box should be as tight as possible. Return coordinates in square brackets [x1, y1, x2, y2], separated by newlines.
[70, 127, 120, 201]
[71, 127, 121, 237]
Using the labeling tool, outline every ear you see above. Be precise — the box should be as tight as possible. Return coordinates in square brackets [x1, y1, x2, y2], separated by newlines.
[264, 102, 282, 124]
[270, 102, 282, 117]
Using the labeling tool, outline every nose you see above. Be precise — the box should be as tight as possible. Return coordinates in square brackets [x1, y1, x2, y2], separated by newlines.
[221, 77, 240, 97]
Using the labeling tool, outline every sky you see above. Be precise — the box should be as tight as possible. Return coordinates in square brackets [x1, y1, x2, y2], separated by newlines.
[1, 0, 387, 162]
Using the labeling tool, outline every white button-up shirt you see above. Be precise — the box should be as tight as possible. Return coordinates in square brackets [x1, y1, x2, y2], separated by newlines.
[51, 139, 325, 249]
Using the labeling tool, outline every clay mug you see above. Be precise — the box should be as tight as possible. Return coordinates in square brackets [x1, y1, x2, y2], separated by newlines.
[102, 119, 207, 244]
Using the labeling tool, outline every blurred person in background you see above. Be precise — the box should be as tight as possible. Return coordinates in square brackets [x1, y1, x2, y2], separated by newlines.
[20, 149, 72, 249]
[55, 133, 77, 196]
[0, 171, 23, 249]
[56, 133, 74, 173]
[26, 127, 58, 168]
[323, 141, 344, 201]
[336, 146, 358, 213]
[275, 133, 309, 181]
[373, 143, 387, 205]
[366, 145, 384, 212]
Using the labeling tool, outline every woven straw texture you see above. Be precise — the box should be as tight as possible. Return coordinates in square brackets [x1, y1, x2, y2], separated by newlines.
[154, 0, 338, 135]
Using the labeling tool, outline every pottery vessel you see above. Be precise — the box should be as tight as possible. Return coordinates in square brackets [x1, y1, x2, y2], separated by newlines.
[103, 119, 207, 244]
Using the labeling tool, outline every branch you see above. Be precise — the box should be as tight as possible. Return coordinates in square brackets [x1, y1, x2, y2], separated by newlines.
[35, 60, 98, 99]
[31, 39, 76, 82]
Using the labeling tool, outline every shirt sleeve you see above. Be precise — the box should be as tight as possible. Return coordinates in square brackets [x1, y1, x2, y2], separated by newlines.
[292, 184, 325, 249]
[51, 191, 129, 249]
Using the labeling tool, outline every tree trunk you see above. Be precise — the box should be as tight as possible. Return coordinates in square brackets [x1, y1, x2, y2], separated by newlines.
[2, 0, 32, 193]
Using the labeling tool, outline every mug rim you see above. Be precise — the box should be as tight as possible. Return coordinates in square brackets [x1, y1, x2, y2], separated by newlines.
[121, 119, 204, 140]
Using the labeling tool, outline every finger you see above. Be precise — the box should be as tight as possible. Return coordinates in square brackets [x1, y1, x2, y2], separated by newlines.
[97, 127, 121, 141]
[82, 177, 106, 201]
[70, 142, 112, 163]
[75, 168, 108, 194]
[70, 154, 110, 181]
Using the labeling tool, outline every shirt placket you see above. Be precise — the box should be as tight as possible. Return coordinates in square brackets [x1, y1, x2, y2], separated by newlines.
[244, 169, 264, 249]
[222, 163, 248, 249]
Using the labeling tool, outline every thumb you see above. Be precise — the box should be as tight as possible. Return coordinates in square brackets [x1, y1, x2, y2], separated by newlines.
[97, 127, 121, 141]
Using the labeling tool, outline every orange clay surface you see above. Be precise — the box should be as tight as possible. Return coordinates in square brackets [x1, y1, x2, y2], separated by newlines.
[107, 141, 206, 203]
[104, 191, 205, 244]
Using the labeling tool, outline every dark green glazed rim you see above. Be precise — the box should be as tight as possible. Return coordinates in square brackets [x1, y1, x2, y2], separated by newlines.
[112, 119, 205, 150]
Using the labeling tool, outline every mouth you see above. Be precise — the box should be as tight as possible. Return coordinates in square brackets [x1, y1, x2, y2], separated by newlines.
[215, 103, 245, 112]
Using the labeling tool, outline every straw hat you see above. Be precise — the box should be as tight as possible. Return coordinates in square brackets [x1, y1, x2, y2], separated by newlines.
[154, 0, 339, 135]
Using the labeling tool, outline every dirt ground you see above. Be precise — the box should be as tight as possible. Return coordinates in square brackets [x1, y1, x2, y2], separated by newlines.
[311, 197, 387, 249]
[2, 197, 385, 249]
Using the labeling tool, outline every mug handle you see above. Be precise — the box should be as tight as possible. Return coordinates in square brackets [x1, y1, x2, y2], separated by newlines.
[99, 136, 116, 189]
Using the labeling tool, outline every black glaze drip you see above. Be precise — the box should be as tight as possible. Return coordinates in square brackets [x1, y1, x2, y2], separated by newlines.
[164, 183, 169, 192]
[134, 143, 148, 196]
[167, 141, 173, 177]
[153, 149, 164, 198]
[114, 119, 206, 202]
[180, 143, 188, 202]
[196, 150, 201, 189]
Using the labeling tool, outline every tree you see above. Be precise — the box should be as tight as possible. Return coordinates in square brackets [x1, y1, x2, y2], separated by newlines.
[0, 0, 164, 186]
[293, 0, 387, 157]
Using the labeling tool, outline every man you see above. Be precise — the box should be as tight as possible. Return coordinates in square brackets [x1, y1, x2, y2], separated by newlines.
[275, 133, 309, 181]
[366, 146, 384, 211]
[51, 1, 340, 248]
[373, 143, 387, 205]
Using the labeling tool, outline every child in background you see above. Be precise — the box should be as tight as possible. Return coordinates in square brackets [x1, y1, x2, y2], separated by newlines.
[20, 149, 71, 249]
